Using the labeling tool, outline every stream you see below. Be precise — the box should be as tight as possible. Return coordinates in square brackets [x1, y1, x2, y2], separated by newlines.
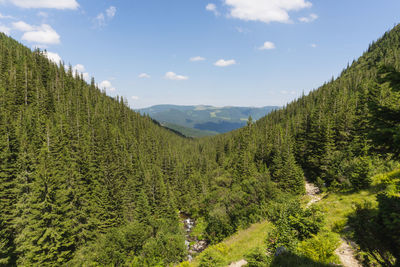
[180, 212, 208, 261]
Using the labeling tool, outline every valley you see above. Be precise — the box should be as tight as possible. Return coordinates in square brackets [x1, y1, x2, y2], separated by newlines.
[0, 12, 400, 267]
[139, 105, 279, 137]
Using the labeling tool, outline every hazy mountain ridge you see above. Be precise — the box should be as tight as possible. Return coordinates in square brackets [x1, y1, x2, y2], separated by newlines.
[139, 104, 280, 136]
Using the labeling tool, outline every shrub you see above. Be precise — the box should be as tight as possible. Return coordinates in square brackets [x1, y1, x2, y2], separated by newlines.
[176, 261, 191, 267]
[198, 243, 229, 267]
[347, 156, 372, 190]
[267, 197, 324, 250]
[271, 251, 333, 267]
[191, 217, 207, 241]
[244, 246, 270, 267]
[297, 232, 341, 264]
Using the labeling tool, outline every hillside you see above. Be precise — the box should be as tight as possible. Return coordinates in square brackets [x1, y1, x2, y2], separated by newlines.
[0, 34, 284, 266]
[138, 105, 279, 137]
[190, 166, 399, 267]
[0, 22, 400, 267]
[186, 24, 400, 266]
[161, 122, 219, 138]
[0, 34, 197, 266]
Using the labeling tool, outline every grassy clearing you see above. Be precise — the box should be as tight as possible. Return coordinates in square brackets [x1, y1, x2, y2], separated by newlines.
[316, 189, 378, 231]
[188, 168, 399, 267]
[223, 221, 273, 264]
[190, 220, 273, 266]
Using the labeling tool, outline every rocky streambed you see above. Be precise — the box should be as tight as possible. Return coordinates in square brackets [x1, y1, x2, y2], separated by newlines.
[180, 212, 208, 261]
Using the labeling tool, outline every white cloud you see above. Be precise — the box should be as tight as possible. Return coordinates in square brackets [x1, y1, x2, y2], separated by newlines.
[106, 6, 116, 19]
[14, 22, 61, 45]
[81, 72, 89, 81]
[214, 59, 236, 67]
[0, 13, 14, 19]
[21, 24, 60, 44]
[99, 80, 116, 91]
[95, 13, 105, 27]
[72, 64, 89, 81]
[190, 56, 206, 62]
[206, 3, 219, 16]
[0, 25, 10, 35]
[165, 71, 188, 81]
[131, 96, 139, 100]
[299, 13, 318, 23]
[95, 6, 116, 27]
[224, 0, 312, 24]
[9, 0, 79, 9]
[310, 43, 317, 48]
[138, 73, 151, 79]
[12, 21, 34, 31]
[73, 64, 85, 73]
[259, 41, 275, 50]
[44, 51, 62, 64]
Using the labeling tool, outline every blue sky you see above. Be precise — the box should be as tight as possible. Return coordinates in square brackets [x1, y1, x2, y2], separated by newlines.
[1, 0, 400, 109]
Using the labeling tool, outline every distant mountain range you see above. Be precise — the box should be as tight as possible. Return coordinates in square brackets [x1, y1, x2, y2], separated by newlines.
[138, 105, 280, 137]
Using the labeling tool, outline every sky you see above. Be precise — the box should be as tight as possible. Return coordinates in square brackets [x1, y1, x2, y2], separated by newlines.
[0, 0, 400, 109]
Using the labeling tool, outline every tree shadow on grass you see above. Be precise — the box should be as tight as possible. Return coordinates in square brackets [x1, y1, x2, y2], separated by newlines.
[271, 252, 340, 267]
[332, 183, 385, 197]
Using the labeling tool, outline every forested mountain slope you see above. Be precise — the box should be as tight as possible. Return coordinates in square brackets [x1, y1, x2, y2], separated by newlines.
[0, 23, 399, 267]
[193, 24, 400, 265]
[213, 23, 400, 190]
[0, 34, 281, 266]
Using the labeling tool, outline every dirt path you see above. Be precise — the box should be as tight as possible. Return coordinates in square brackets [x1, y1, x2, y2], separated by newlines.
[305, 181, 361, 267]
[305, 181, 322, 207]
[228, 181, 361, 267]
[335, 238, 362, 267]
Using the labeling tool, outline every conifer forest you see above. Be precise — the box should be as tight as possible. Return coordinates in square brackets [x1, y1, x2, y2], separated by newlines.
[0, 20, 400, 267]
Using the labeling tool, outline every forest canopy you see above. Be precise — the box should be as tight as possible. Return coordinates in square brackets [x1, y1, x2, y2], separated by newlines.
[1, 23, 400, 266]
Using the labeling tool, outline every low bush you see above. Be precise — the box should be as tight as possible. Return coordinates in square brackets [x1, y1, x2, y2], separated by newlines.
[297, 232, 341, 264]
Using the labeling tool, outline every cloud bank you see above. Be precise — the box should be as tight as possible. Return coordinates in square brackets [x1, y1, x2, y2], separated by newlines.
[224, 0, 312, 23]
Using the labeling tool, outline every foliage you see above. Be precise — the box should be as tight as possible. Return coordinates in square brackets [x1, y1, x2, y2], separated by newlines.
[198, 243, 229, 267]
[368, 65, 400, 155]
[1, 20, 400, 266]
[345, 167, 399, 266]
[297, 232, 341, 264]
[191, 217, 207, 241]
[192, 220, 273, 266]
[71, 220, 186, 266]
[346, 156, 372, 190]
[266, 198, 324, 253]
[244, 247, 270, 267]
[177, 261, 192, 267]
[270, 251, 334, 267]
[348, 202, 396, 266]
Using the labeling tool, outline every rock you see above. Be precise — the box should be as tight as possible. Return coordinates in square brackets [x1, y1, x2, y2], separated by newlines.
[192, 240, 207, 252]
[275, 246, 287, 256]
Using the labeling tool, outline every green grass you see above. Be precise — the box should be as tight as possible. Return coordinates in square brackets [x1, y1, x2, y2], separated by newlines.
[316, 189, 378, 231]
[190, 220, 273, 266]
[223, 221, 273, 264]
[188, 168, 399, 267]
[271, 252, 336, 267]
[315, 167, 400, 231]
